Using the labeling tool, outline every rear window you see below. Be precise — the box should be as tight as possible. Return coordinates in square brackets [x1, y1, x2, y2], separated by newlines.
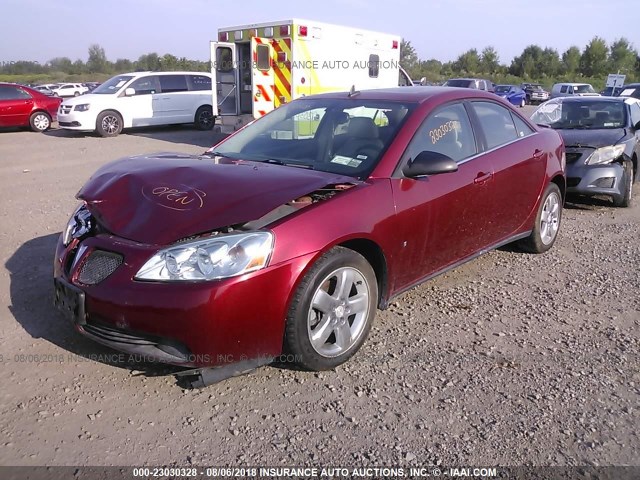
[188, 75, 211, 91]
[445, 79, 472, 88]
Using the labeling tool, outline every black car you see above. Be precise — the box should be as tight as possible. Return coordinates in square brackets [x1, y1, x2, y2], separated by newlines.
[531, 97, 640, 207]
[521, 83, 550, 105]
[615, 83, 640, 99]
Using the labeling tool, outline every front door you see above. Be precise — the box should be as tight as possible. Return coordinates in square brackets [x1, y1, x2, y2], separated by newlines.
[210, 41, 238, 116]
[390, 101, 495, 291]
[251, 37, 275, 118]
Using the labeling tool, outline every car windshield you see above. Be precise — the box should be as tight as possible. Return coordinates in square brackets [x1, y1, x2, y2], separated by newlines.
[531, 99, 627, 129]
[92, 75, 134, 94]
[208, 98, 416, 179]
[445, 79, 472, 88]
[574, 84, 596, 94]
[494, 85, 511, 93]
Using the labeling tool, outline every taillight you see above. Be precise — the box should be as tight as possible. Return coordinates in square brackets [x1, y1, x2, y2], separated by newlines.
[299, 25, 308, 37]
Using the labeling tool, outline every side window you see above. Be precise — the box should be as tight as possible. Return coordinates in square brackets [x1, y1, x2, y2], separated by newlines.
[472, 101, 519, 149]
[630, 103, 640, 126]
[511, 112, 535, 138]
[560, 85, 568, 93]
[256, 45, 270, 71]
[129, 76, 160, 95]
[0, 86, 31, 100]
[368, 54, 380, 78]
[188, 75, 212, 91]
[403, 102, 477, 165]
[159, 75, 188, 93]
[216, 47, 233, 72]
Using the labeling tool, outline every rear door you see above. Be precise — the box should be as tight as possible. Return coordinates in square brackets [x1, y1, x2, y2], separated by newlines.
[156, 74, 190, 122]
[0, 85, 33, 127]
[251, 37, 275, 118]
[210, 41, 237, 116]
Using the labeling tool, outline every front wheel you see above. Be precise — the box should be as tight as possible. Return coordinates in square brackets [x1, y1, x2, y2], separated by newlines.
[194, 106, 214, 130]
[612, 161, 634, 207]
[284, 247, 378, 371]
[96, 110, 123, 137]
[518, 183, 562, 253]
[29, 111, 51, 132]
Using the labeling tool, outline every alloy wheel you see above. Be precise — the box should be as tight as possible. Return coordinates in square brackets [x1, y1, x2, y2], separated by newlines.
[540, 191, 560, 245]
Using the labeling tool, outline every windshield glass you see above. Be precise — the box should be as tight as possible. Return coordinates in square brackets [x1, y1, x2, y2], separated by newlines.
[92, 75, 134, 94]
[209, 98, 416, 179]
[574, 84, 596, 94]
[444, 79, 471, 88]
[531, 99, 627, 129]
[494, 85, 510, 93]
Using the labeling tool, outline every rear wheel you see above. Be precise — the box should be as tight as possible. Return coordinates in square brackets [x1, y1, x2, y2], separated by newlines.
[194, 106, 214, 130]
[520, 98, 526, 108]
[612, 161, 633, 207]
[96, 110, 123, 137]
[284, 247, 378, 371]
[519, 183, 562, 253]
[29, 111, 51, 132]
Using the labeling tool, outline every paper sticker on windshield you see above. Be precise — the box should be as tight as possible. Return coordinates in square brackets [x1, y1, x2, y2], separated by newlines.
[620, 89, 635, 97]
[331, 155, 362, 167]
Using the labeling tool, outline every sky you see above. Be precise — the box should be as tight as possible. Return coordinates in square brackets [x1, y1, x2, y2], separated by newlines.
[1, 0, 638, 67]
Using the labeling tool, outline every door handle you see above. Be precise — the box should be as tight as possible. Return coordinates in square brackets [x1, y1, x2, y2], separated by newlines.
[474, 172, 493, 184]
[533, 148, 544, 159]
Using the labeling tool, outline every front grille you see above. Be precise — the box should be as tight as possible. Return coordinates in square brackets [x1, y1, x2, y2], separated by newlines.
[78, 250, 122, 285]
[59, 105, 73, 115]
[565, 152, 582, 164]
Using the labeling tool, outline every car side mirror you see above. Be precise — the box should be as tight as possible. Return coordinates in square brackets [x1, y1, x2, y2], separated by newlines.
[124, 88, 136, 97]
[402, 151, 458, 178]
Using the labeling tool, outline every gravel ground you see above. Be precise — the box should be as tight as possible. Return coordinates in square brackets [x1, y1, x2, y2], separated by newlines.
[0, 116, 638, 468]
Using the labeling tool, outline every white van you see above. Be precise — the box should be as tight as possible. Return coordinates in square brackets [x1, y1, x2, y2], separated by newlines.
[57, 71, 214, 137]
[550, 82, 599, 99]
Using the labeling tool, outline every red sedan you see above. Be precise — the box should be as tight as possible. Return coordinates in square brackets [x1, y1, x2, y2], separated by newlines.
[0, 83, 62, 131]
[54, 87, 565, 386]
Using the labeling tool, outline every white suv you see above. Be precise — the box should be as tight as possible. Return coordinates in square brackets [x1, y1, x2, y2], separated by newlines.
[52, 83, 89, 97]
[57, 71, 215, 137]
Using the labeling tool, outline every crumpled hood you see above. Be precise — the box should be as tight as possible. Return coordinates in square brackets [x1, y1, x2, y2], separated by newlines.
[559, 128, 625, 148]
[78, 153, 356, 245]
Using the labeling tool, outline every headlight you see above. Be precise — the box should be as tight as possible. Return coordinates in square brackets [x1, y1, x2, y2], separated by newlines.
[62, 204, 93, 247]
[585, 145, 625, 165]
[74, 104, 90, 112]
[135, 232, 274, 281]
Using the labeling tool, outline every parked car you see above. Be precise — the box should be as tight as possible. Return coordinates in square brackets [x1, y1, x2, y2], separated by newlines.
[83, 82, 101, 92]
[0, 83, 62, 131]
[54, 87, 565, 385]
[51, 83, 89, 97]
[521, 83, 550, 105]
[444, 78, 495, 92]
[57, 71, 215, 137]
[550, 82, 599, 99]
[494, 84, 527, 107]
[615, 83, 640, 99]
[531, 97, 640, 207]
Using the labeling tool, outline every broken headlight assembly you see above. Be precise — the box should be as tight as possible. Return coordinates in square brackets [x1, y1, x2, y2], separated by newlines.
[585, 145, 625, 165]
[62, 203, 93, 247]
[135, 232, 274, 282]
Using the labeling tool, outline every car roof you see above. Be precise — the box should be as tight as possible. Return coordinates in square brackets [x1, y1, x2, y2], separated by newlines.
[553, 96, 626, 103]
[119, 71, 213, 76]
[553, 82, 592, 86]
[304, 86, 501, 103]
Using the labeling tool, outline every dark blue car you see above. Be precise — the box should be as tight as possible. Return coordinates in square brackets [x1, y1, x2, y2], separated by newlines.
[494, 85, 527, 107]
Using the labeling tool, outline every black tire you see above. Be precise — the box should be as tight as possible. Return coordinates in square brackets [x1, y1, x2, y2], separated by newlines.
[29, 111, 51, 132]
[284, 246, 378, 371]
[612, 160, 634, 207]
[519, 183, 562, 253]
[74, 91, 80, 97]
[194, 105, 214, 130]
[96, 110, 123, 137]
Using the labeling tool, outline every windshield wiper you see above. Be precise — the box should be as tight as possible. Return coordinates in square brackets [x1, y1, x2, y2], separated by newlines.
[260, 158, 314, 169]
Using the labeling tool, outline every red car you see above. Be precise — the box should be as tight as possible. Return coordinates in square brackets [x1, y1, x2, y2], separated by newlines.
[0, 83, 62, 131]
[54, 87, 565, 386]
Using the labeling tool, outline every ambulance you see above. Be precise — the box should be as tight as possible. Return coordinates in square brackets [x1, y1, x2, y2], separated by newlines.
[210, 19, 413, 131]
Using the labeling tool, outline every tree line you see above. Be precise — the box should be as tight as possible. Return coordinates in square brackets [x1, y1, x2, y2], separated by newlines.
[2, 37, 638, 89]
[401, 36, 639, 88]
[0, 44, 209, 84]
